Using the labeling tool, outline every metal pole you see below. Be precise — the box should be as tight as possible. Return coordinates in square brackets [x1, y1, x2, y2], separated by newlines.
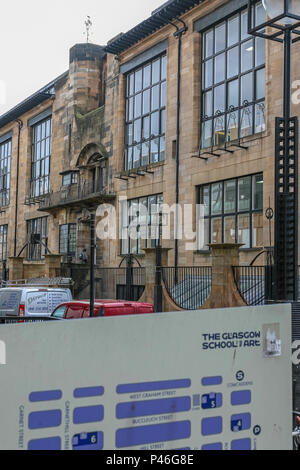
[90, 213, 95, 317]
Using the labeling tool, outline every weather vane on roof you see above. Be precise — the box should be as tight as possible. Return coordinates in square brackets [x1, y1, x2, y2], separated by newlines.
[84, 16, 93, 43]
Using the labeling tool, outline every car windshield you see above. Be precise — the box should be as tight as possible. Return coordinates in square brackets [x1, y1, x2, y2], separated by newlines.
[52, 306, 66, 318]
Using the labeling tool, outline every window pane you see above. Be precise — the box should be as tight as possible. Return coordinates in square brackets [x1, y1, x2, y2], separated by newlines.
[204, 29, 214, 57]
[256, 68, 265, 100]
[133, 145, 140, 168]
[255, 102, 266, 133]
[135, 69, 142, 93]
[214, 84, 225, 113]
[151, 111, 159, 137]
[241, 72, 253, 104]
[211, 218, 222, 243]
[150, 138, 159, 163]
[151, 84, 160, 110]
[255, 37, 265, 66]
[238, 177, 251, 211]
[253, 174, 263, 210]
[211, 183, 223, 215]
[215, 23, 226, 53]
[228, 15, 239, 47]
[227, 110, 239, 142]
[143, 89, 150, 114]
[202, 120, 212, 148]
[240, 105, 253, 137]
[204, 59, 213, 88]
[228, 79, 239, 108]
[126, 123, 133, 145]
[252, 213, 263, 247]
[161, 109, 166, 135]
[227, 46, 239, 79]
[238, 214, 250, 248]
[134, 93, 142, 117]
[215, 53, 225, 84]
[241, 11, 250, 40]
[224, 180, 236, 213]
[141, 142, 150, 166]
[204, 90, 213, 117]
[159, 136, 165, 161]
[161, 82, 166, 108]
[201, 185, 210, 216]
[134, 119, 141, 143]
[241, 40, 254, 73]
[152, 59, 160, 84]
[161, 56, 167, 80]
[143, 65, 151, 88]
[224, 216, 236, 243]
[214, 115, 225, 146]
[142, 116, 150, 140]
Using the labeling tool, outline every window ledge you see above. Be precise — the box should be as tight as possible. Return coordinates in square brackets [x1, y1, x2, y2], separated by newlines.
[194, 247, 264, 255]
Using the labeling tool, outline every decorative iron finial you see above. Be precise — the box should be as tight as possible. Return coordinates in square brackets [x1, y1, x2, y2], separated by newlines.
[84, 16, 93, 43]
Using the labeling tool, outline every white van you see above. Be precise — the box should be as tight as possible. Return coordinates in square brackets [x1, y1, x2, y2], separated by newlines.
[0, 288, 72, 318]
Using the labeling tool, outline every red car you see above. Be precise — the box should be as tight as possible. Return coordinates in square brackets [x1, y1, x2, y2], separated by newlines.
[51, 300, 154, 319]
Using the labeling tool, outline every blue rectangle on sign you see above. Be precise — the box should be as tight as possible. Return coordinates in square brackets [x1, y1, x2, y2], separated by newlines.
[231, 413, 251, 432]
[201, 393, 222, 409]
[231, 438, 252, 450]
[116, 421, 191, 448]
[231, 390, 251, 406]
[28, 437, 61, 450]
[29, 390, 62, 402]
[202, 376, 223, 386]
[116, 397, 191, 419]
[74, 387, 104, 398]
[202, 442, 223, 450]
[73, 406, 104, 424]
[28, 410, 62, 430]
[202, 417, 223, 436]
[72, 432, 104, 450]
[117, 379, 191, 394]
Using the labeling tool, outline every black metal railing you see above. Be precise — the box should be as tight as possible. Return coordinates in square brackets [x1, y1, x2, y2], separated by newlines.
[39, 181, 116, 210]
[233, 265, 276, 306]
[161, 266, 212, 310]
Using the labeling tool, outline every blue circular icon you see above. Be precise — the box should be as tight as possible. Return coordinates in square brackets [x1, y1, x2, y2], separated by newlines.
[253, 425, 261, 436]
[236, 370, 245, 382]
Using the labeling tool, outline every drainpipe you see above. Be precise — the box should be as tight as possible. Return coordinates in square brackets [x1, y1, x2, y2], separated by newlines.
[14, 119, 23, 257]
[163, 17, 187, 271]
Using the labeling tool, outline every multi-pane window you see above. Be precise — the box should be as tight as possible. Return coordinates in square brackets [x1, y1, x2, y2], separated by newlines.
[198, 174, 263, 249]
[125, 55, 166, 170]
[62, 172, 78, 187]
[59, 224, 77, 256]
[0, 225, 8, 261]
[201, 3, 266, 148]
[27, 217, 48, 260]
[30, 117, 52, 197]
[0, 139, 11, 207]
[121, 194, 163, 254]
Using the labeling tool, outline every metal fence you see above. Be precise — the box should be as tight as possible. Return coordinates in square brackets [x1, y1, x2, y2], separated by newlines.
[232, 265, 275, 306]
[61, 265, 146, 301]
[161, 266, 212, 310]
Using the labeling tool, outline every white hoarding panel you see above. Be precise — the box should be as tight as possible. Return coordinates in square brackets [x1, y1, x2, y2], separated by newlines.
[0, 305, 293, 450]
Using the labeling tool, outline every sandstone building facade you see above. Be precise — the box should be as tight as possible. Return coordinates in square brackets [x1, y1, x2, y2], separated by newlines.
[0, 0, 299, 281]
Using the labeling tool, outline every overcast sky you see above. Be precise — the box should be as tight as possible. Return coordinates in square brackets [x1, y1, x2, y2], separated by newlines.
[0, 0, 163, 115]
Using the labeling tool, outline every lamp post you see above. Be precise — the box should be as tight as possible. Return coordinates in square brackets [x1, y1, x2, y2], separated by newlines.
[248, 0, 300, 301]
